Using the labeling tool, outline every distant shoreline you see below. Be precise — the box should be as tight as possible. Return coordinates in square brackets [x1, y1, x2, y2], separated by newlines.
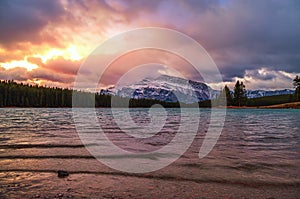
[226, 102, 300, 109]
[257, 102, 300, 109]
[1, 102, 300, 109]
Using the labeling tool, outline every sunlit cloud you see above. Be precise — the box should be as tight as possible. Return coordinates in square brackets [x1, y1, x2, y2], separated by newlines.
[0, 0, 299, 89]
[1, 60, 39, 71]
[33, 45, 84, 63]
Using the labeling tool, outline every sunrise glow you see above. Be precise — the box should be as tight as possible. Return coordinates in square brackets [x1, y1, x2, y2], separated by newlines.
[0, 1, 299, 197]
[1, 60, 39, 71]
[0, 0, 298, 90]
[34, 45, 84, 64]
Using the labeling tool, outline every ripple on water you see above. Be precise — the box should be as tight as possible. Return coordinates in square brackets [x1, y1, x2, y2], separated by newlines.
[0, 108, 299, 197]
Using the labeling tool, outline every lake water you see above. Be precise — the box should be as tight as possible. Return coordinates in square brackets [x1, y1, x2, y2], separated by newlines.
[0, 108, 299, 198]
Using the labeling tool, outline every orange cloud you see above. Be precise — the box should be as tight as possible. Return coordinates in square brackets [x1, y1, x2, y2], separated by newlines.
[98, 48, 200, 86]
[0, 0, 299, 90]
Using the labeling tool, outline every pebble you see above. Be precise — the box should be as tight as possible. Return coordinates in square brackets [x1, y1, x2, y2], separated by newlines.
[57, 170, 69, 178]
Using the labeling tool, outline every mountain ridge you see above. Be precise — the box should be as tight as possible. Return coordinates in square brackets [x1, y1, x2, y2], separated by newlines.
[100, 75, 295, 103]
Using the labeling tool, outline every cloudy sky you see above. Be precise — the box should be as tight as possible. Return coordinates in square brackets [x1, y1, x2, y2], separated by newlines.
[0, 0, 299, 90]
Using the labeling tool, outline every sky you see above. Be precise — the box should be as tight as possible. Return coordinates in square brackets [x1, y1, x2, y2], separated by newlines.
[0, 0, 299, 90]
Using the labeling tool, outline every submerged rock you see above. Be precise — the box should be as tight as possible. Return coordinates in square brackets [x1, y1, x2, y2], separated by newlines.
[57, 170, 69, 178]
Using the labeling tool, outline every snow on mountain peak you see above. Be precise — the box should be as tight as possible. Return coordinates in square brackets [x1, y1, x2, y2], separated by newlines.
[100, 75, 214, 103]
[100, 75, 295, 103]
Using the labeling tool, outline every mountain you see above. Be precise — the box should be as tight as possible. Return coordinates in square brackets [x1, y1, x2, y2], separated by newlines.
[100, 75, 216, 103]
[246, 89, 294, 98]
[100, 75, 295, 103]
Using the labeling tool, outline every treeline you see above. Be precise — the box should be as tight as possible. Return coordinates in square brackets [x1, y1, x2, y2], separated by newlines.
[294, 75, 300, 101]
[198, 80, 249, 107]
[1, 76, 299, 108]
[246, 94, 295, 107]
[0, 80, 73, 107]
[216, 81, 247, 106]
[212, 75, 300, 107]
[0, 80, 180, 108]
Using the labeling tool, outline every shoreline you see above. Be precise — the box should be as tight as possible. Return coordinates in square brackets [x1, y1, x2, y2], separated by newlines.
[257, 101, 300, 109]
[1, 102, 300, 109]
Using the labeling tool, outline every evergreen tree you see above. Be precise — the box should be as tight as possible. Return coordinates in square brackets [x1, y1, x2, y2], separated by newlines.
[224, 85, 233, 106]
[233, 80, 247, 106]
[217, 85, 233, 106]
[293, 75, 300, 101]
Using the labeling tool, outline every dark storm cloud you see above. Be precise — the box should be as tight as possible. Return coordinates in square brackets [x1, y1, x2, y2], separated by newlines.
[0, 0, 65, 46]
[30, 68, 74, 83]
[191, 0, 300, 79]
[0, 67, 28, 81]
[100, 0, 300, 81]
[0, 0, 299, 88]
[0, 66, 74, 84]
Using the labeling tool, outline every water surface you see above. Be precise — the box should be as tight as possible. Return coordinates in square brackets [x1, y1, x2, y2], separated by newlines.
[0, 108, 299, 198]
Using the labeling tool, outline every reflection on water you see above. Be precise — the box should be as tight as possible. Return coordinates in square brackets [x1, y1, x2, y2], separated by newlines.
[0, 108, 299, 198]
